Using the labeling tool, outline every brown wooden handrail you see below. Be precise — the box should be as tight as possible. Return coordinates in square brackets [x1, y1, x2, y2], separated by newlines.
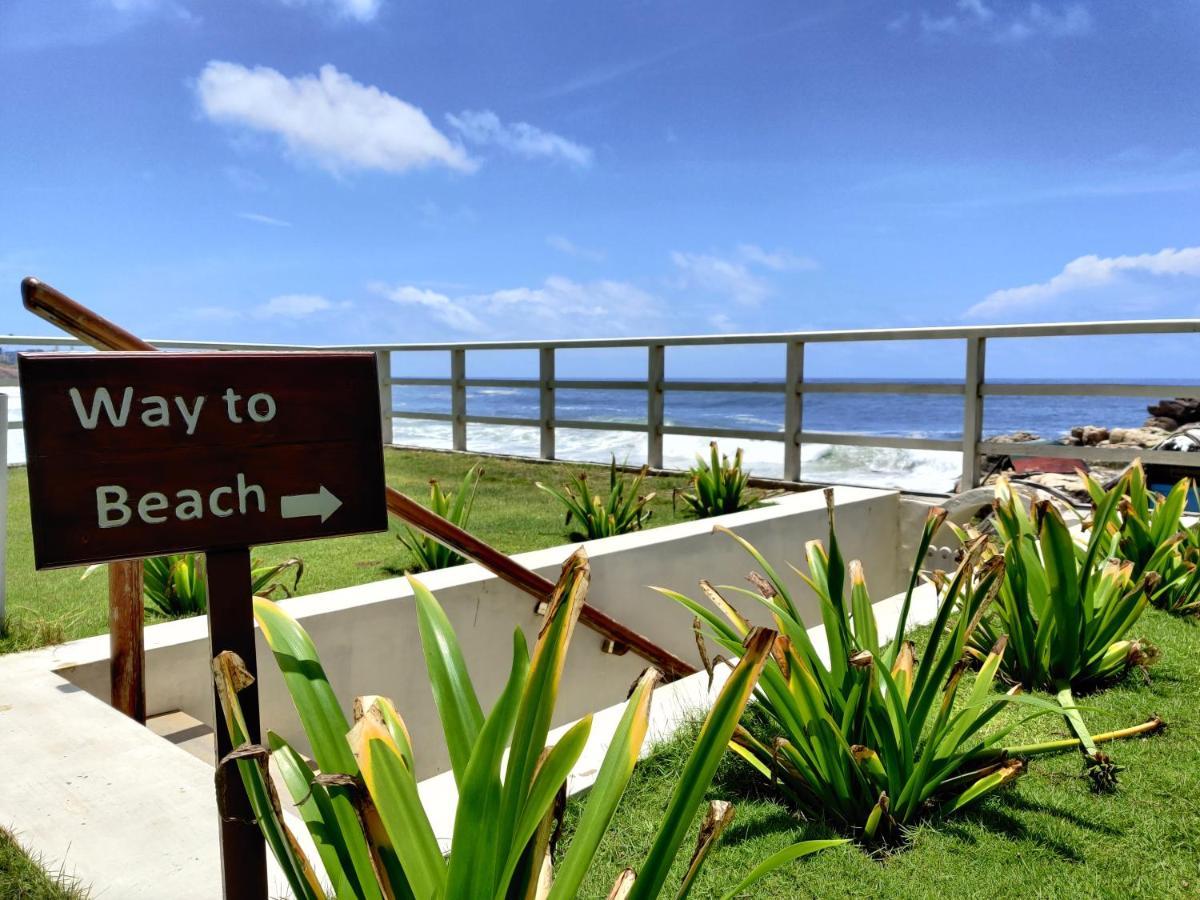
[385, 487, 694, 677]
[20, 277, 696, 684]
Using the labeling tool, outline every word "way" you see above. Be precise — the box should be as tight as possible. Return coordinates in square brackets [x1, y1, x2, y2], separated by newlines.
[69, 387, 277, 436]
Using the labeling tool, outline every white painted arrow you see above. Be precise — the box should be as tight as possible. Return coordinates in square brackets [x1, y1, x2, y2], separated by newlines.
[280, 486, 343, 523]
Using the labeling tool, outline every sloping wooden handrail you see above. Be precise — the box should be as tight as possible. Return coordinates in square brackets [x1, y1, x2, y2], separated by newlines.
[20, 277, 695, 684]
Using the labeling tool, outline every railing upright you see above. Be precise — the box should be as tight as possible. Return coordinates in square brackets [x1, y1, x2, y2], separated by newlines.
[647, 344, 665, 468]
[451, 348, 467, 451]
[375, 350, 392, 446]
[539, 347, 555, 460]
[783, 340, 805, 481]
[961, 336, 987, 489]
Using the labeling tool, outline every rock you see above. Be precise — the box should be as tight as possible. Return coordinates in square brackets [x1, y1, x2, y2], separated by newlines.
[986, 431, 1041, 443]
[1147, 398, 1200, 425]
[1107, 426, 1169, 449]
[1143, 416, 1179, 432]
[1067, 425, 1108, 446]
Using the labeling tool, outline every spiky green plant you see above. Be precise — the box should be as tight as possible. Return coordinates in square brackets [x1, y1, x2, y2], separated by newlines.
[656, 498, 1073, 844]
[82, 554, 304, 617]
[397, 463, 482, 572]
[536, 457, 655, 541]
[1080, 461, 1199, 616]
[964, 476, 1158, 789]
[1153, 506, 1200, 615]
[681, 442, 757, 518]
[213, 549, 844, 899]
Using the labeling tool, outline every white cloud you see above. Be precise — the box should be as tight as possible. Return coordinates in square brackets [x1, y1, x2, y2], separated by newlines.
[967, 246, 1200, 318]
[735, 244, 819, 272]
[671, 251, 771, 306]
[196, 62, 476, 176]
[670, 244, 817, 306]
[253, 294, 346, 318]
[237, 211, 291, 227]
[370, 276, 657, 335]
[906, 1, 1092, 40]
[370, 284, 487, 333]
[278, 0, 381, 22]
[547, 234, 605, 262]
[446, 110, 593, 168]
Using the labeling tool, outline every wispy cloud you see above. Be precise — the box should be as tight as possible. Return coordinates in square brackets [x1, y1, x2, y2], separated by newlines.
[253, 294, 349, 318]
[670, 244, 817, 306]
[735, 244, 819, 272]
[896, 1, 1093, 41]
[196, 62, 477, 176]
[277, 0, 381, 23]
[547, 234, 605, 262]
[191, 293, 350, 322]
[446, 110, 593, 168]
[237, 211, 291, 227]
[370, 276, 658, 336]
[369, 284, 487, 333]
[967, 246, 1200, 318]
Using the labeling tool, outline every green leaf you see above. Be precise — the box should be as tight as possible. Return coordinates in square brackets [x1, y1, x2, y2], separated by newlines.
[410, 575, 485, 785]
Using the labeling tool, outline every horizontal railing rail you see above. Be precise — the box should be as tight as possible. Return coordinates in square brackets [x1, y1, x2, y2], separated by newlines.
[5, 318, 1200, 489]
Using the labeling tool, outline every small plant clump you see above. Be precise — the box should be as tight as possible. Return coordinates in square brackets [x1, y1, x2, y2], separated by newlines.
[214, 550, 844, 899]
[1081, 461, 1200, 616]
[959, 475, 1159, 789]
[661, 499, 1055, 844]
[536, 456, 656, 541]
[397, 463, 483, 573]
[82, 554, 304, 618]
[681, 442, 759, 518]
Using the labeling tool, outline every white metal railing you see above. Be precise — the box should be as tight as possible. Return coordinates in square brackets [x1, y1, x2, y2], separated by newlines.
[4, 319, 1200, 490]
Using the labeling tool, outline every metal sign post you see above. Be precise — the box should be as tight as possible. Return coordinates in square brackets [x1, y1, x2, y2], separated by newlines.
[19, 350, 388, 900]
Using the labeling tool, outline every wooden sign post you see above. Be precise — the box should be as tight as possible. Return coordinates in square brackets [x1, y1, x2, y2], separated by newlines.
[19, 350, 388, 900]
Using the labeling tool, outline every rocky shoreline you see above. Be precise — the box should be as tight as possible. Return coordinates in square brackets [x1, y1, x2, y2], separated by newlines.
[981, 395, 1199, 495]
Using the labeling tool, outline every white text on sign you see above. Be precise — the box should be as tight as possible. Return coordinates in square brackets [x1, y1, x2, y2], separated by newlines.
[68, 387, 277, 435]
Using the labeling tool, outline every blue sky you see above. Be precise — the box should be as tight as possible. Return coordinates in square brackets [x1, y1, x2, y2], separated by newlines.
[2, 0, 1199, 378]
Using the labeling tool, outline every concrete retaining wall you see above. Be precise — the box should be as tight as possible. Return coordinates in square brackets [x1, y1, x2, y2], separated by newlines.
[54, 486, 901, 779]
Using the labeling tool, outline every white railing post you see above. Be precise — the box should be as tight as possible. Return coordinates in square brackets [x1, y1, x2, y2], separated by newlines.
[783, 340, 805, 481]
[539, 347, 555, 460]
[961, 336, 986, 490]
[647, 344, 665, 468]
[451, 348, 467, 451]
[374, 350, 392, 446]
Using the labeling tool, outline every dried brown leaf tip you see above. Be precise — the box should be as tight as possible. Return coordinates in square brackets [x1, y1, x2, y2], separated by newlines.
[849, 649, 874, 669]
[748, 570, 778, 600]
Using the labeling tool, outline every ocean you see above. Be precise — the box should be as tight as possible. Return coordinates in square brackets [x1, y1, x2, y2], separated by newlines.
[2, 381, 1168, 494]
[385, 379, 1170, 493]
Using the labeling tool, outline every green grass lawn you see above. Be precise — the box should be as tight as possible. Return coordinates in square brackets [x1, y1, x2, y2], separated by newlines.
[0, 449, 695, 654]
[0, 829, 87, 900]
[561, 607, 1200, 899]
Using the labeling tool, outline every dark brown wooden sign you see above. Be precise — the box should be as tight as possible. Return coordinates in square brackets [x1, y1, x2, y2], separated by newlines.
[20, 351, 388, 569]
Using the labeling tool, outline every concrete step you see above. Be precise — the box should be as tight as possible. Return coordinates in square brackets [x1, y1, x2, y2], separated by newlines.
[146, 709, 214, 763]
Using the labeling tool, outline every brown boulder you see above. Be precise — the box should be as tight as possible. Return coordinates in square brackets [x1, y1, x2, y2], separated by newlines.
[1143, 416, 1179, 432]
[1146, 398, 1200, 424]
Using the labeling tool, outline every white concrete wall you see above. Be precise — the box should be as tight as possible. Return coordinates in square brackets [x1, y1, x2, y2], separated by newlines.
[53, 486, 902, 781]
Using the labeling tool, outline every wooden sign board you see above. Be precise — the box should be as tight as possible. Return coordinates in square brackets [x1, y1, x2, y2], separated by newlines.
[20, 351, 388, 569]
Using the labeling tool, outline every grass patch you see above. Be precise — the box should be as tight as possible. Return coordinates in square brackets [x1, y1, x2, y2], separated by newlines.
[560, 609, 1200, 898]
[0, 829, 87, 900]
[0, 449, 696, 654]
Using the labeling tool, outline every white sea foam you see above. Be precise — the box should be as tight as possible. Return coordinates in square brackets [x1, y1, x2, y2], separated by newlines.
[386, 420, 962, 493]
